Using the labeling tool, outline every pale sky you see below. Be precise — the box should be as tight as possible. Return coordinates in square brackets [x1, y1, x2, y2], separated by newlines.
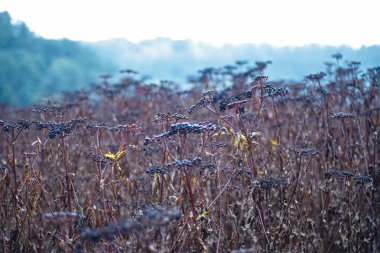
[1, 0, 379, 47]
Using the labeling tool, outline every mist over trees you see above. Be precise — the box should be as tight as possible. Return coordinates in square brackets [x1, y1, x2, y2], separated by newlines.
[1, 11, 380, 106]
[0, 11, 113, 105]
[91, 38, 380, 84]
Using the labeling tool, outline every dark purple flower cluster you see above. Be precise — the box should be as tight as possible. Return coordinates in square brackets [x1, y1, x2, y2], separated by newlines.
[80, 205, 180, 242]
[330, 112, 354, 120]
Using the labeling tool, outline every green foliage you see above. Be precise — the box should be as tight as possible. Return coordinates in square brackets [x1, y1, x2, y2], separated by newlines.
[0, 11, 113, 106]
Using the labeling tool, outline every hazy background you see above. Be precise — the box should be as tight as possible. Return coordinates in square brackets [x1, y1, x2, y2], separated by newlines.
[1, 0, 379, 105]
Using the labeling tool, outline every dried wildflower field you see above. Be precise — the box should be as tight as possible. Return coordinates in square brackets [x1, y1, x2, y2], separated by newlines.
[0, 59, 379, 252]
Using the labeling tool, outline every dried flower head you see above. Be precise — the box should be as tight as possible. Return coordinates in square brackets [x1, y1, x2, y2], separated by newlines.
[259, 177, 283, 190]
[326, 170, 355, 179]
[153, 112, 188, 123]
[146, 157, 202, 175]
[330, 112, 354, 120]
[299, 148, 321, 156]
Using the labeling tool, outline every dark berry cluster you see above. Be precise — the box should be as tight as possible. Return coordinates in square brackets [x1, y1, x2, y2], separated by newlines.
[146, 165, 172, 175]
[326, 170, 355, 179]
[80, 205, 180, 242]
[135, 205, 181, 226]
[166, 157, 202, 168]
[219, 99, 233, 112]
[146, 157, 202, 175]
[254, 75, 268, 83]
[305, 72, 326, 82]
[188, 97, 211, 114]
[264, 84, 289, 97]
[166, 122, 205, 136]
[89, 149, 112, 164]
[0, 119, 33, 133]
[80, 219, 140, 242]
[236, 167, 253, 177]
[353, 175, 373, 185]
[326, 171, 373, 185]
[237, 88, 254, 100]
[199, 162, 217, 174]
[219, 88, 254, 112]
[188, 90, 214, 114]
[34, 118, 86, 139]
[330, 112, 354, 120]
[32, 105, 66, 116]
[259, 177, 283, 190]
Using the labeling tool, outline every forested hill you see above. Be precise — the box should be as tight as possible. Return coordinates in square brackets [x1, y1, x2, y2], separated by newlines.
[0, 11, 113, 106]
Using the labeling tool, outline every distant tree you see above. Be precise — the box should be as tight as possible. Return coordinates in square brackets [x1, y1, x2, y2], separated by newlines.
[0, 11, 113, 106]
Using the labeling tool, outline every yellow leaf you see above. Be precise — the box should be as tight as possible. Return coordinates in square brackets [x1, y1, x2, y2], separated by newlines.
[197, 210, 209, 221]
[152, 173, 160, 192]
[129, 145, 141, 151]
[233, 133, 249, 152]
[212, 128, 227, 137]
[193, 176, 197, 188]
[270, 138, 278, 148]
[123, 177, 129, 187]
[104, 150, 127, 162]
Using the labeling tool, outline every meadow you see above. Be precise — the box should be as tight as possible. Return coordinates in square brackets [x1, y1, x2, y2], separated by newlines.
[0, 58, 379, 252]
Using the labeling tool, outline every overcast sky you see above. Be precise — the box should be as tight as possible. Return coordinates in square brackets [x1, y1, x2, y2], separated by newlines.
[1, 0, 379, 47]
